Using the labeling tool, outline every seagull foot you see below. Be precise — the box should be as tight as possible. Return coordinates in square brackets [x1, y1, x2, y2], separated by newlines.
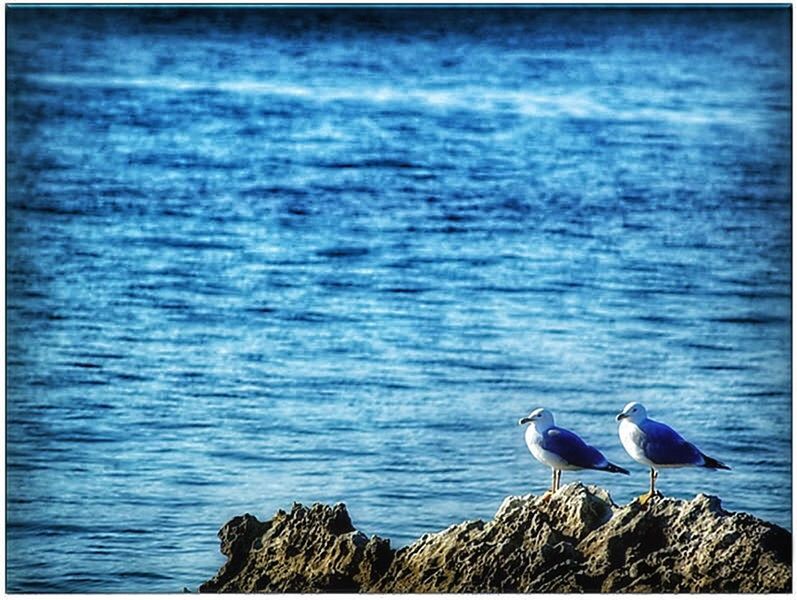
[637, 490, 663, 506]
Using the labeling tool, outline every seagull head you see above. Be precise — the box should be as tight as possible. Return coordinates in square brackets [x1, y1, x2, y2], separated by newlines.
[518, 408, 554, 429]
[616, 401, 647, 424]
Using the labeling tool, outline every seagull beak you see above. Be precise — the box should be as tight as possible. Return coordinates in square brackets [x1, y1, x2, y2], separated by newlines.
[519, 417, 531, 425]
[616, 413, 627, 421]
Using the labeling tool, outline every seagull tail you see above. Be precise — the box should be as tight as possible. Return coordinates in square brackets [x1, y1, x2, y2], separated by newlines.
[602, 462, 630, 475]
[701, 453, 731, 470]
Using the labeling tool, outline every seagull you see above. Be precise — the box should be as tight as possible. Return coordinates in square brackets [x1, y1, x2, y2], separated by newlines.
[519, 408, 629, 495]
[616, 402, 730, 505]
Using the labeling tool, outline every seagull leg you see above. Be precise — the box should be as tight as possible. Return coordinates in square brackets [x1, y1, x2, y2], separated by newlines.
[542, 469, 563, 500]
[652, 468, 662, 499]
[638, 467, 661, 505]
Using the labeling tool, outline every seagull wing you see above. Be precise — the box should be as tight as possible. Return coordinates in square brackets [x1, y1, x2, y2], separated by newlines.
[640, 419, 703, 466]
[542, 427, 608, 469]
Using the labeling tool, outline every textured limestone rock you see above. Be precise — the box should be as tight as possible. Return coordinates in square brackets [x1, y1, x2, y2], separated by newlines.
[578, 494, 792, 592]
[198, 502, 393, 592]
[378, 483, 614, 592]
[200, 483, 791, 593]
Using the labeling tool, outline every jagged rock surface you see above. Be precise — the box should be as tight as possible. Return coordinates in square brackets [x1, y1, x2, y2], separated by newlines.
[199, 483, 791, 593]
[198, 502, 393, 592]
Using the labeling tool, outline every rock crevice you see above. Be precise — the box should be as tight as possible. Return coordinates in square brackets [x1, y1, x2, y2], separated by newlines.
[199, 483, 791, 593]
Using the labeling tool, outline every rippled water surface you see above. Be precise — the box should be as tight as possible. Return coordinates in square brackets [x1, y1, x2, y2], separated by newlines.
[6, 7, 791, 592]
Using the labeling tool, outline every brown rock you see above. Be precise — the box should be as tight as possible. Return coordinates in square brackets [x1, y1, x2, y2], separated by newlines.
[198, 502, 393, 592]
[578, 494, 792, 593]
[199, 483, 792, 593]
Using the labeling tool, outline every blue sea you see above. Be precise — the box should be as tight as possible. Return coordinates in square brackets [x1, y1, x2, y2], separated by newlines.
[5, 7, 791, 593]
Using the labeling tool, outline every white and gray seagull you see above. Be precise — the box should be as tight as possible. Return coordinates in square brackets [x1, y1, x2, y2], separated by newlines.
[519, 408, 629, 495]
[616, 401, 730, 505]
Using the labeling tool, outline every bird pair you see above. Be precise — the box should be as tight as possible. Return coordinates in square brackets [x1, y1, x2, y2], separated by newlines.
[518, 402, 730, 505]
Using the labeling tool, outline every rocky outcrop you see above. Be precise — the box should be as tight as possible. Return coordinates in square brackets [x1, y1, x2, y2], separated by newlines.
[198, 503, 392, 593]
[199, 483, 791, 593]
